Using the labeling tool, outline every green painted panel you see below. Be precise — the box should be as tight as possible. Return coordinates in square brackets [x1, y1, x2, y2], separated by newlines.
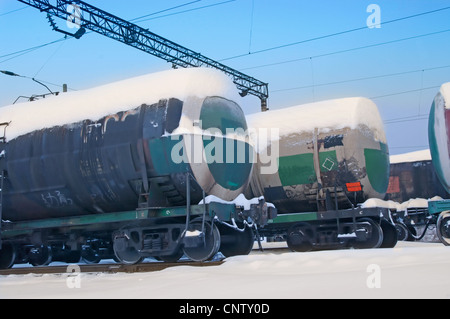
[1, 210, 150, 236]
[199, 97, 252, 191]
[200, 97, 247, 134]
[148, 136, 189, 175]
[278, 153, 316, 186]
[270, 212, 318, 224]
[428, 200, 450, 215]
[1, 204, 239, 238]
[428, 101, 447, 191]
[203, 137, 253, 191]
[364, 142, 390, 194]
[319, 150, 338, 172]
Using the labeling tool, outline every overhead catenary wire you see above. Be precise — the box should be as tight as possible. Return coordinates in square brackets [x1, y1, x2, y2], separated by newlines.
[370, 85, 440, 100]
[270, 63, 444, 126]
[33, 38, 67, 78]
[0, 0, 236, 64]
[0, 0, 244, 109]
[2, 2, 448, 116]
[2, 3, 447, 69]
[130, 0, 201, 23]
[131, 0, 236, 23]
[4, 2, 447, 75]
[270, 64, 450, 93]
[1, 2, 443, 157]
[0, 70, 78, 93]
[0, 6, 28, 17]
[0, 37, 67, 64]
[241, 28, 450, 71]
[220, 6, 450, 62]
[384, 115, 429, 125]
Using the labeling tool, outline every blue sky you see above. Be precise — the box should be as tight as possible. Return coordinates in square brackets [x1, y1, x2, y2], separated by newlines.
[0, 0, 449, 155]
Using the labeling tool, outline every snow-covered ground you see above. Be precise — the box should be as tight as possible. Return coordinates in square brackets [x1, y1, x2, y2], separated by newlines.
[1, 241, 449, 299]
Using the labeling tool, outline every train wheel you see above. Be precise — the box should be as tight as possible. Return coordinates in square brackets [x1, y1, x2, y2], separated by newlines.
[183, 220, 220, 262]
[380, 220, 398, 248]
[0, 242, 16, 269]
[406, 225, 417, 241]
[29, 245, 52, 267]
[351, 218, 383, 249]
[286, 222, 314, 252]
[65, 250, 82, 264]
[436, 211, 450, 246]
[113, 233, 144, 265]
[218, 225, 254, 258]
[81, 246, 101, 264]
[114, 245, 143, 265]
[395, 223, 409, 241]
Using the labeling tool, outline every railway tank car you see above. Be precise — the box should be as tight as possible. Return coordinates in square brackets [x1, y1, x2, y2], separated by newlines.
[428, 82, 450, 245]
[429, 82, 450, 194]
[246, 97, 389, 213]
[245, 97, 395, 251]
[0, 68, 266, 268]
[1, 72, 251, 221]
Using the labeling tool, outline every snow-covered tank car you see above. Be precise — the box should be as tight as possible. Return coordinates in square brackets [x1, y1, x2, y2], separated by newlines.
[244, 98, 397, 252]
[0, 68, 252, 221]
[429, 82, 450, 194]
[428, 83, 450, 246]
[0, 68, 265, 268]
[246, 97, 390, 213]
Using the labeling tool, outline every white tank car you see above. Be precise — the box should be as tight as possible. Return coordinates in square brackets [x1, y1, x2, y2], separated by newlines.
[246, 97, 389, 213]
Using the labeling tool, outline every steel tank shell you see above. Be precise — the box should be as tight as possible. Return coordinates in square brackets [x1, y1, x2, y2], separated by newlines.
[0, 69, 253, 221]
[246, 97, 389, 213]
[428, 83, 450, 194]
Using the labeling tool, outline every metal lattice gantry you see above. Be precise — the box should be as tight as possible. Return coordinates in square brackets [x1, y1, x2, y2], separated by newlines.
[18, 0, 269, 111]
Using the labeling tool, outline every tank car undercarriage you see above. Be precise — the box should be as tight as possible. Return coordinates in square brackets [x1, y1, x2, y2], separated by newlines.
[261, 206, 398, 252]
[0, 191, 276, 269]
[391, 200, 450, 245]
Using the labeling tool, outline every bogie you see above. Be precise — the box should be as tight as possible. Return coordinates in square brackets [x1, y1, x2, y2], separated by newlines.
[437, 211, 450, 246]
[265, 208, 391, 252]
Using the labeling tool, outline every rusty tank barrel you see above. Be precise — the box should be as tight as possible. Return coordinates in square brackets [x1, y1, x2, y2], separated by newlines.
[0, 68, 253, 221]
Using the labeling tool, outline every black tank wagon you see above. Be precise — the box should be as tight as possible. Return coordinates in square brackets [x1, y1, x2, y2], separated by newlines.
[0, 68, 274, 268]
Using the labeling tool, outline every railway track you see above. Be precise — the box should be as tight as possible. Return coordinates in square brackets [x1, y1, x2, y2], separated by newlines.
[0, 260, 224, 276]
[0, 245, 289, 276]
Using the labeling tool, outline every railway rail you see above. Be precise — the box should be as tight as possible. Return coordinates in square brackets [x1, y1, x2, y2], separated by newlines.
[0, 246, 292, 276]
[0, 260, 224, 276]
